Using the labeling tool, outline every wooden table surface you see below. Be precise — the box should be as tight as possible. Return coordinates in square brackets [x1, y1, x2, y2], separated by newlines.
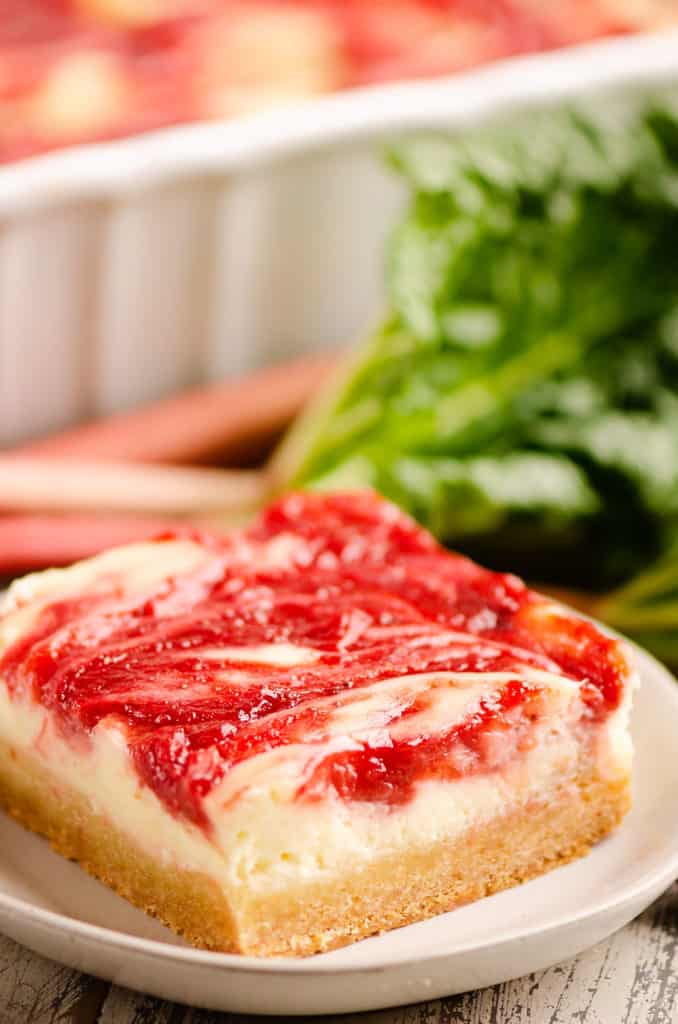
[0, 882, 676, 1024]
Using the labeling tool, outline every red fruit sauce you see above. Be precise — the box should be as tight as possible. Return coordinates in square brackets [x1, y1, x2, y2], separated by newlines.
[0, 492, 627, 828]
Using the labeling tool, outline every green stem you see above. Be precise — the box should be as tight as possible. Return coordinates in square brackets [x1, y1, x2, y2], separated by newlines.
[598, 560, 678, 610]
[600, 601, 678, 632]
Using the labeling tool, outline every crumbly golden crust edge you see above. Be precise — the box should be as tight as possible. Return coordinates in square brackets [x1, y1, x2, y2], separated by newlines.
[0, 737, 630, 957]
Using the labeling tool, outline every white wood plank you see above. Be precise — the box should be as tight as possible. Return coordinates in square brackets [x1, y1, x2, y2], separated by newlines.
[98, 987, 180, 1023]
[0, 933, 108, 1024]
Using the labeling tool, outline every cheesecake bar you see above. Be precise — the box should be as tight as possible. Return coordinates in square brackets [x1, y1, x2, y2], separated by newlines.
[0, 491, 634, 956]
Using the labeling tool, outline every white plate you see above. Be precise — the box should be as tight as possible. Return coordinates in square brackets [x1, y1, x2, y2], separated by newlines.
[0, 644, 677, 1015]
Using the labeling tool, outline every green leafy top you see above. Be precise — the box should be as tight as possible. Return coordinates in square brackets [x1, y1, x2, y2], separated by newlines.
[271, 92, 678, 658]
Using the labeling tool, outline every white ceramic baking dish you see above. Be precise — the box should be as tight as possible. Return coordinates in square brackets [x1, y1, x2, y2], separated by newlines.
[1, 30, 677, 447]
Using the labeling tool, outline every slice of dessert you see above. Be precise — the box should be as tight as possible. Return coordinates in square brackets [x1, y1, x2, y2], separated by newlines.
[0, 491, 634, 956]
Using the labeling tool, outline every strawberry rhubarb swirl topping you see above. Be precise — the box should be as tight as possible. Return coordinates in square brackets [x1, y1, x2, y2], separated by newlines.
[0, 492, 629, 828]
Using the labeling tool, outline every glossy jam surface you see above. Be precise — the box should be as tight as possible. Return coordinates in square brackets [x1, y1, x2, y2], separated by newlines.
[0, 1, 661, 163]
[297, 678, 544, 806]
[0, 492, 628, 826]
